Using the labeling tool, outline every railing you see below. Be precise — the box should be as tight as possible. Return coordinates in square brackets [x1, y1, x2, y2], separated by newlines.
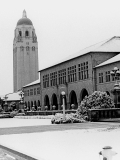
[88, 108, 120, 121]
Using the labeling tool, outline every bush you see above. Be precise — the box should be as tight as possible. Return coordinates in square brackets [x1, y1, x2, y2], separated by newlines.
[77, 91, 115, 116]
[9, 110, 18, 118]
[51, 113, 86, 124]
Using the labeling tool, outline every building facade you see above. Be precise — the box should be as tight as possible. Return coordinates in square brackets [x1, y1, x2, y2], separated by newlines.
[13, 10, 39, 92]
[23, 79, 41, 111]
[39, 36, 120, 110]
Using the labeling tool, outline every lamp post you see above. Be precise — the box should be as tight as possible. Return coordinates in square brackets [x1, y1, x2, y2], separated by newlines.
[3, 94, 8, 112]
[111, 67, 120, 108]
[61, 91, 66, 120]
[19, 91, 24, 109]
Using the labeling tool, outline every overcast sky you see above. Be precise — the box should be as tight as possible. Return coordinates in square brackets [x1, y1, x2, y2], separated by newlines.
[0, 0, 120, 95]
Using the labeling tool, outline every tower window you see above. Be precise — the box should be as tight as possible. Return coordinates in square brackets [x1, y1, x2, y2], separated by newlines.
[19, 31, 22, 37]
[26, 46, 29, 51]
[32, 46, 35, 51]
[25, 31, 29, 37]
[20, 46, 24, 51]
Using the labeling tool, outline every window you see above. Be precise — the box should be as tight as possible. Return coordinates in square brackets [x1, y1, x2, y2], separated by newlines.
[99, 72, 103, 83]
[26, 46, 29, 51]
[58, 69, 66, 85]
[43, 74, 49, 88]
[20, 46, 24, 51]
[25, 31, 29, 37]
[37, 87, 40, 94]
[34, 88, 36, 95]
[68, 65, 77, 83]
[106, 71, 110, 82]
[50, 72, 57, 86]
[32, 46, 35, 51]
[78, 61, 89, 80]
[27, 90, 29, 96]
[30, 89, 33, 96]
[19, 31, 22, 37]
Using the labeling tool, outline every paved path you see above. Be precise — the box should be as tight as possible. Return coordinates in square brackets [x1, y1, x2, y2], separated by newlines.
[0, 121, 119, 135]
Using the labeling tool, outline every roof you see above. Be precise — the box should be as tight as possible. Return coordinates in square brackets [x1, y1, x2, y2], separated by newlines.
[95, 53, 120, 68]
[39, 36, 120, 71]
[17, 10, 33, 26]
[3, 91, 21, 102]
[23, 79, 40, 88]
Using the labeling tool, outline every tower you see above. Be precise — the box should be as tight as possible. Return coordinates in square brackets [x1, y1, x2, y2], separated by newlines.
[13, 10, 39, 92]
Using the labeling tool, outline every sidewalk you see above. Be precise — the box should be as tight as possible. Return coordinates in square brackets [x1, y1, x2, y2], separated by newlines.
[0, 119, 120, 160]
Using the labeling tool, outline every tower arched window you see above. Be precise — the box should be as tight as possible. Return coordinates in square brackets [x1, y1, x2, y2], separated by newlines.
[19, 31, 22, 37]
[25, 31, 29, 37]
[20, 46, 24, 51]
[26, 46, 29, 51]
[32, 46, 35, 51]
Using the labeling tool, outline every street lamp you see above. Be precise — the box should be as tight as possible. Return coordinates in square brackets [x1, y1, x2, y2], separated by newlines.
[110, 67, 120, 89]
[111, 67, 120, 108]
[4, 95, 8, 105]
[61, 91, 66, 120]
[19, 91, 24, 103]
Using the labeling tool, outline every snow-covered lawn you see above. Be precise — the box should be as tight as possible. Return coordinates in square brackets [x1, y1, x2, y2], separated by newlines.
[0, 126, 120, 160]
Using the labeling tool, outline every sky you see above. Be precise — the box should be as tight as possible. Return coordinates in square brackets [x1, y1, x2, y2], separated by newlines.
[0, 0, 120, 95]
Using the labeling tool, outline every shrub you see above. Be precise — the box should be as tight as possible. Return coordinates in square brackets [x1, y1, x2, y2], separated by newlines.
[77, 91, 115, 116]
[9, 110, 18, 118]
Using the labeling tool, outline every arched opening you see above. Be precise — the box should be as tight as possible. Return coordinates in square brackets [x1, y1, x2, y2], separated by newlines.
[25, 31, 29, 37]
[31, 101, 33, 109]
[80, 88, 88, 101]
[44, 95, 50, 110]
[106, 91, 110, 96]
[34, 101, 37, 110]
[19, 31, 22, 37]
[38, 100, 40, 107]
[59, 93, 67, 110]
[69, 90, 78, 109]
[28, 101, 30, 111]
[51, 94, 58, 110]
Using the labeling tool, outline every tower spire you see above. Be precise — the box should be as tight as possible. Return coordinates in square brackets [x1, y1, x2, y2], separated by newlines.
[22, 10, 27, 18]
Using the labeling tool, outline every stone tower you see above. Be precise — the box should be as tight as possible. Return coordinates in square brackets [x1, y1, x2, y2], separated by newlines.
[13, 10, 39, 92]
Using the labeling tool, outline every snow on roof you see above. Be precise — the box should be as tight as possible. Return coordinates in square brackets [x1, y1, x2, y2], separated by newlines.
[3, 91, 21, 101]
[23, 78, 40, 88]
[95, 53, 120, 68]
[39, 36, 120, 71]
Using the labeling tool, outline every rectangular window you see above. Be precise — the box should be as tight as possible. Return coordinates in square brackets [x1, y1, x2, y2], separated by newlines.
[58, 69, 66, 85]
[68, 65, 77, 83]
[99, 72, 103, 83]
[78, 61, 89, 80]
[106, 71, 110, 82]
[43, 74, 49, 88]
[50, 72, 57, 86]
[28, 90, 29, 96]
[34, 88, 36, 95]
[37, 87, 40, 94]
[30, 89, 33, 96]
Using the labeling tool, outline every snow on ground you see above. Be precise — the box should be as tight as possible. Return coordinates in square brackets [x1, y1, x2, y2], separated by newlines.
[0, 126, 120, 160]
[0, 118, 51, 128]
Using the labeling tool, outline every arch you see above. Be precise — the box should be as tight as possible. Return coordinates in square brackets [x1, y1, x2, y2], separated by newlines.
[26, 46, 29, 51]
[34, 101, 37, 110]
[25, 30, 29, 37]
[69, 90, 78, 109]
[59, 93, 67, 110]
[44, 95, 50, 110]
[19, 31, 22, 37]
[32, 46, 35, 51]
[25, 102, 27, 107]
[80, 88, 89, 101]
[106, 91, 110, 96]
[31, 101, 33, 108]
[38, 100, 40, 107]
[51, 93, 58, 110]
[28, 101, 30, 111]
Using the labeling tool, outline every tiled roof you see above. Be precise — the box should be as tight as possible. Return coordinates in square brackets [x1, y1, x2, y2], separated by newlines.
[3, 91, 21, 101]
[95, 53, 120, 68]
[39, 36, 120, 71]
[23, 78, 40, 88]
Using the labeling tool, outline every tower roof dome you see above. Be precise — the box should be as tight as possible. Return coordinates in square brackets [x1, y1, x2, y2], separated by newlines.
[17, 10, 33, 26]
